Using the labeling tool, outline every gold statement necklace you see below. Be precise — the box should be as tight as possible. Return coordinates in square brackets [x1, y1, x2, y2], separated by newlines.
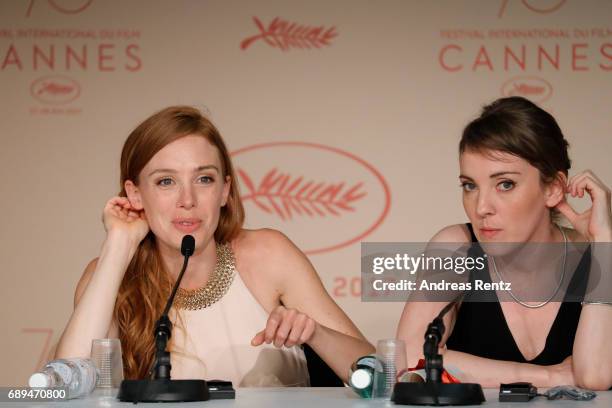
[174, 242, 236, 310]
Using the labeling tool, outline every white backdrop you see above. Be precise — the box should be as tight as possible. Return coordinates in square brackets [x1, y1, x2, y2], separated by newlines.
[1, 0, 610, 386]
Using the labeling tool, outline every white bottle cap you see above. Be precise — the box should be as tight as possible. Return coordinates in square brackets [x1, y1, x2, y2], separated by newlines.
[29, 373, 51, 388]
[350, 369, 372, 389]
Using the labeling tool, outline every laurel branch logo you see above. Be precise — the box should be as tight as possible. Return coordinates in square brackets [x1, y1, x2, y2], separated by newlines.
[232, 142, 391, 255]
[238, 168, 366, 221]
[240, 17, 338, 51]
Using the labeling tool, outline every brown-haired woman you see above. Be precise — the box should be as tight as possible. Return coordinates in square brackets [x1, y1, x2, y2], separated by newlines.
[54, 106, 373, 386]
[397, 97, 612, 390]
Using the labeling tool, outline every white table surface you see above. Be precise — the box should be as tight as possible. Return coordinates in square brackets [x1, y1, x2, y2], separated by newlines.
[1, 387, 609, 407]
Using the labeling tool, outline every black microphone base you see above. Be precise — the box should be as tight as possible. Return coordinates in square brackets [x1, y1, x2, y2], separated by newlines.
[118, 379, 210, 402]
[392, 382, 485, 406]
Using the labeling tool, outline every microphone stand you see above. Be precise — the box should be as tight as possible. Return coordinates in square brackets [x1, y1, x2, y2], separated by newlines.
[392, 292, 485, 405]
[118, 235, 210, 402]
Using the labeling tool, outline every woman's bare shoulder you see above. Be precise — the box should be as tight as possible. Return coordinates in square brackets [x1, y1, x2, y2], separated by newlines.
[230, 229, 303, 310]
[233, 227, 316, 280]
[232, 228, 296, 259]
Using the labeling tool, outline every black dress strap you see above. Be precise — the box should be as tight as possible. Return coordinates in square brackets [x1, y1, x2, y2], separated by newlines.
[465, 223, 478, 243]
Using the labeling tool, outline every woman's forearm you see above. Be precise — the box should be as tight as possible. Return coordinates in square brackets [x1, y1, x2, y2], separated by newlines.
[573, 304, 612, 390]
[307, 323, 375, 383]
[440, 349, 570, 388]
[55, 232, 135, 359]
[573, 238, 612, 390]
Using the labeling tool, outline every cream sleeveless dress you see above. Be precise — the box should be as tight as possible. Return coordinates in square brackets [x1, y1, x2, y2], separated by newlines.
[168, 271, 310, 387]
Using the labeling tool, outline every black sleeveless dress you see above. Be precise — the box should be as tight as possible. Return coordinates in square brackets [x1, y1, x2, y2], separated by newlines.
[445, 223, 589, 365]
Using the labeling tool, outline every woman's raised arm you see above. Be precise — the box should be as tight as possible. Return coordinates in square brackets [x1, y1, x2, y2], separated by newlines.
[54, 197, 148, 359]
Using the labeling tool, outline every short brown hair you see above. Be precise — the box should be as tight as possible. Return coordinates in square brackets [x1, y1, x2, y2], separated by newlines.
[459, 96, 571, 184]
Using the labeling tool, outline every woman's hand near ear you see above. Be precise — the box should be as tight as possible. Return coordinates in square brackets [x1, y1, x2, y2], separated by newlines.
[103, 196, 150, 247]
[556, 170, 612, 242]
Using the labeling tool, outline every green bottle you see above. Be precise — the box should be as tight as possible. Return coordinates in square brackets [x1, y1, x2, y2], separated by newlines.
[348, 355, 381, 398]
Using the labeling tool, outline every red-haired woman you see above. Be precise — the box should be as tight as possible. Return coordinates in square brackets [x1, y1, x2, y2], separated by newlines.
[55, 106, 373, 386]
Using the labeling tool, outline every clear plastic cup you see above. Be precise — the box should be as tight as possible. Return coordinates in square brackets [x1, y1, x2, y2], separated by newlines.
[91, 338, 124, 388]
[372, 339, 407, 399]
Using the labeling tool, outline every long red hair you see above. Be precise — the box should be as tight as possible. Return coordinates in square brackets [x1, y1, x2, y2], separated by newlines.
[115, 106, 244, 379]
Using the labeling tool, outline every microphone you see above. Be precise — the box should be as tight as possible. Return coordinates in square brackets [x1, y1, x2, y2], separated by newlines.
[392, 291, 485, 405]
[118, 235, 211, 402]
[162, 235, 195, 317]
[181, 235, 195, 257]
